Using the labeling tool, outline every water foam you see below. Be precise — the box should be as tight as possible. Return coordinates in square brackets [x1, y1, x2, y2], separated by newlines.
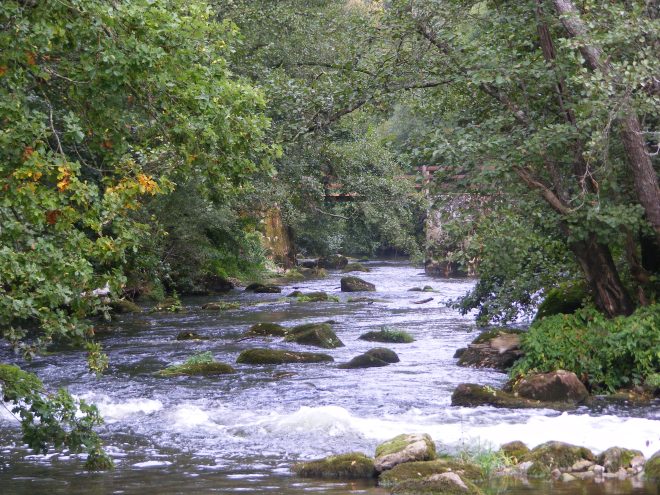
[80, 393, 163, 423]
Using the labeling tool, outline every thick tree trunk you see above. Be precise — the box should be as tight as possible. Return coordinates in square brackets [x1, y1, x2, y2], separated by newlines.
[552, 0, 660, 243]
[569, 235, 635, 317]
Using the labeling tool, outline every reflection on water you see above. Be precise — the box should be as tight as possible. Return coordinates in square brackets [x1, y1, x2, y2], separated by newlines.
[1, 261, 658, 494]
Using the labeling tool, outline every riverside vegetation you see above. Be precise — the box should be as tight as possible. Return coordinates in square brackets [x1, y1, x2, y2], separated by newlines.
[1, 0, 659, 483]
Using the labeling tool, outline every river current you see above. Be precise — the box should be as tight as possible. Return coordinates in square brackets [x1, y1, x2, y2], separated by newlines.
[1, 261, 658, 494]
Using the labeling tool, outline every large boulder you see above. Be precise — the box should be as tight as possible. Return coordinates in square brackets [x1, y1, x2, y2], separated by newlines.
[450, 383, 578, 410]
[341, 276, 376, 292]
[514, 370, 588, 404]
[244, 322, 287, 337]
[374, 433, 436, 472]
[292, 452, 375, 479]
[378, 459, 483, 487]
[285, 323, 344, 349]
[456, 329, 523, 370]
[390, 473, 484, 495]
[645, 450, 660, 480]
[318, 254, 349, 270]
[339, 348, 400, 369]
[236, 348, 334, 365]
[597, 447, 644, 473]
[523, 441, 595, 477]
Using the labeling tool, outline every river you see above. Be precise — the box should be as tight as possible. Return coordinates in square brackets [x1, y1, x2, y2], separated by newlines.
[1, 261, 658, 494]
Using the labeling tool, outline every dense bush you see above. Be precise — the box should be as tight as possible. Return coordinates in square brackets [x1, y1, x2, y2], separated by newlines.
[511, 305, 660, 392]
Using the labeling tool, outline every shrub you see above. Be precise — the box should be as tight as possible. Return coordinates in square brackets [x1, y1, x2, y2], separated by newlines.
[511, 305, 660, 392]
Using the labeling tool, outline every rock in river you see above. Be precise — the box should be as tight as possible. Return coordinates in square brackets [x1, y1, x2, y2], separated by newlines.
[340, 276, 376, 292]
[513, 370, 588, 404]
[374, 433, 436, 472]
[456, 328, 523, 370]
[292, 452, 376, 479]
[339, 348, 400, 369]
[236, 348, 334, 365]
[285, 323, 344, 348]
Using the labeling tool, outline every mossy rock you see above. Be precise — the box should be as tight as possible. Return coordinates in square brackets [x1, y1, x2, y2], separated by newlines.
[408, 287, 423, 292]
[156, 361, 235, 377]
[471, 328, 524, 344]
[450, 383, 577, 410]
[597, 447, 644, 473]
[287, 290, 304, 297]
[499, 441, 530, 463]
[285, 323, 344, 349]
[375, 433, 436, 472]
[534, 283, 587, 320]
[339, 353, 390, 369]
[294, 291, 339, 303]
[318, 254, 349, 270]
[283, 270, 306, 281]
[523, 441, 594, 477]
[347, 297, 383, 303]
[236, 348, 334, 365]
[202, 301, 240, 311]
[340, 276, 376, 292]
[175, 331, 207, 341]
[359, 328, 414, 343]
[365, 347, 399, 363]
[245, 322, 287, 337]
[110, 299, 141, 313]
[292, 452, 376, 479]
[645, 450, 660, 480]
[390, 475, 484, 495]
[342, 263, 370, 273]
[422, 286, 435, 292]
[378, 459, 483, 487]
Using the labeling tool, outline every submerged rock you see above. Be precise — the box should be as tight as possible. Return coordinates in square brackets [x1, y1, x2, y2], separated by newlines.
[292, 452, 375, 479]
[457, 329, 523, 370]
[202, 301, 240, 311]
[378, 459, 484, 487]
[340, 276, 376, 292]
[450, 383, 578, 410]
[156, 361, 235, 377]
[151, 297, 182, 312]
[523, 441, 595, 477]
[339, 348, 400, 369]
[175, 331, 207, 341]
[244, 322, 287, 337]
[390, 473, 484, 495]
[236, 348, 334, 365]
[292, 291, 337, 302]
[285, 323, 344, 348]
[514, 370, 588, 404]
[374, 433, 436, 472]
[342, 262, 370, 273]
[359, 328, 415, 344]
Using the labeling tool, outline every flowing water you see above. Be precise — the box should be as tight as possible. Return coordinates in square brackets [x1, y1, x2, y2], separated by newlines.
[1, 261, 658, 494]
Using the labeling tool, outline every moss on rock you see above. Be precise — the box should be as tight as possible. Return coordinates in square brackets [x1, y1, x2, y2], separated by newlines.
[390, 475, 484, 495]
[342, 263, 370, 273]
[365, 347, 399, 363]
[236, 348, 334, 365]
[292, 452, 376, 479]
[645, 450, 660, 479]
[359, 328, 414, 343]
[285, 323, 344, 348]
[338, 348, 398, 369]
[375, 434, 436, 472]
[245, 322, 287, 337]
[523, 441, 594, 477]
[534, 283, 587, 320]
[110, 299, 141, 313]
[156, 360, 235, 377]
[378, 459, 484, 487]
[202, 301, 240, 311]
[340, 276, 376, 292]
[499, 441, 530, 463]
[450, 383, 578, 410]
[597, 447, 644, 473]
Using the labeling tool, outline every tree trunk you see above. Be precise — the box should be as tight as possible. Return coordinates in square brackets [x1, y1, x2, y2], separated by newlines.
[569, 235, 635, 317]
[552, 0, 660, 243]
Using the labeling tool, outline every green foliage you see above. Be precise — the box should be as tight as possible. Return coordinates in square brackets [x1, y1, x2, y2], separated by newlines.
[458, 443, 510, 478]
[511, 305, 660, 392]
[0, 364, 111, 470]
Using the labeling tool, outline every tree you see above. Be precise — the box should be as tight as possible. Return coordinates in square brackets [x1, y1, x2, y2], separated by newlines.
[1, 0, 270, 466]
